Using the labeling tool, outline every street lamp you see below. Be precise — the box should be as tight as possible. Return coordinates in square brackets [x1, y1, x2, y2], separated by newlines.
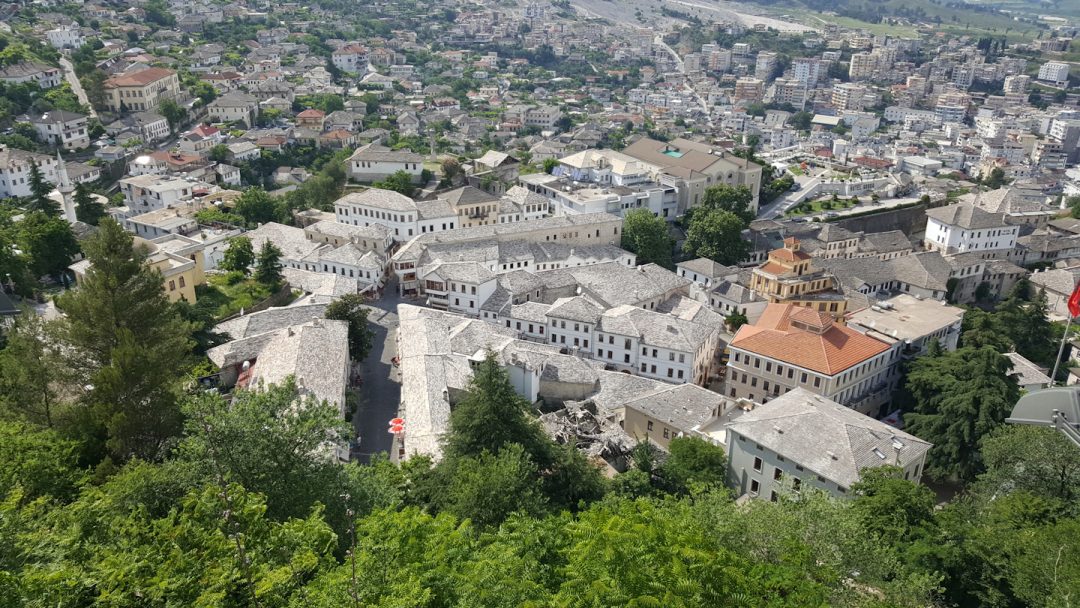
[1006, 387, 1080, 448]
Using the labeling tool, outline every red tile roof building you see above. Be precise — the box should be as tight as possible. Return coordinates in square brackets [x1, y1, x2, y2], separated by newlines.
[725, 302, 898, 416]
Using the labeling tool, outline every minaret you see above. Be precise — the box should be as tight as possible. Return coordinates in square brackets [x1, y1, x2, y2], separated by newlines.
[56, 151, 76, 223]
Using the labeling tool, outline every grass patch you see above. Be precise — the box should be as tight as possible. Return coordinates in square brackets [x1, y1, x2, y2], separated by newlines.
[197, 273, 275, 320]
[946, 188, 971, 200]
[785, 196, 858, 216]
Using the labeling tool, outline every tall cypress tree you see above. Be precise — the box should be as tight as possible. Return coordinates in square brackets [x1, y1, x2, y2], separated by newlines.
[26, 162, 60, 216]
[56, 218, 195, 463]
[74, 183, 106, 225]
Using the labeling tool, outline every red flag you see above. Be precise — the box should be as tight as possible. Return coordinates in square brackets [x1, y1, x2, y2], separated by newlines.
[1069, 282, 1080, 318]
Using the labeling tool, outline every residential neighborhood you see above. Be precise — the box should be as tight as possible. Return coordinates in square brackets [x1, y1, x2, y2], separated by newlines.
[0, 0, 1078, 604]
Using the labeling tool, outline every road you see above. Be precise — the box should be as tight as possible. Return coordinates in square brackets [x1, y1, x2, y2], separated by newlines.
[758, 175, 819, 219]
[59, 57, 97, 121]
[653, 34, 712, 121]
[350, 277, 405, 463]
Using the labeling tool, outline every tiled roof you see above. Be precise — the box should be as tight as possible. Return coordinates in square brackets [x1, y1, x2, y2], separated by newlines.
[730, 302, 891, 376]
[105, 67, 175, 87]
[725, 388, 931, 488]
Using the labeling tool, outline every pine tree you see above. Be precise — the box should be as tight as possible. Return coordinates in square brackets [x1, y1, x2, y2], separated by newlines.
[73, 183, 106, 225]
[905, 346, 1020, 481]
[56, 218, 195, 462]
[26, 162, 60, 216]
[254, 240, 283, 287]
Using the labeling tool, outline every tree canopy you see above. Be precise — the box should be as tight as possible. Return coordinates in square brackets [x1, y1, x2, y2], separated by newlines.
[621, 209, 674, 269]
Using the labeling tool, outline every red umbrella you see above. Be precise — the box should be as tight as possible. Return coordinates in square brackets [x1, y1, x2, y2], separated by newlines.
[389, 424, 405, 434]
[390, 417, 405, 426]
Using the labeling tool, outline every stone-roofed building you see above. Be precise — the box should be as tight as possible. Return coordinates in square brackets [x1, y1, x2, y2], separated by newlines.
[619, 384, 729, 450]
[1029, 267, 1080, 319]
[924, 200, 1019, 256]
[727, 302, 897, 415]
[724, 388, 931, 500]
[347, 143, 424, 183]
[1003, 352, 1052, 392]
[245, 222, 325, 268]
[208, 318, 350, 451]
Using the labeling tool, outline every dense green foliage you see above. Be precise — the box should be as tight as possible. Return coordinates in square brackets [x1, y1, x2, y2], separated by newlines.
[324, 294, 376, 361]
[620, 208, 674, 268]
[681, 184, 754, 265]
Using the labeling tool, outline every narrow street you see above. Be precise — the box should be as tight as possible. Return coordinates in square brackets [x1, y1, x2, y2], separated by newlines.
[59, 57, 97, 121]
[350, 278, 405, 463]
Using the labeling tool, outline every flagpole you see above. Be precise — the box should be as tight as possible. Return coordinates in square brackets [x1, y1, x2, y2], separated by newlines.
[1051, 314, 1073, 387]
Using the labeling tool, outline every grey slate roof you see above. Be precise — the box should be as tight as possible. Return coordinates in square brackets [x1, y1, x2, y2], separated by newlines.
[214, 303, 328, 339]
[725, 388, 932, 488]
[926, 202, 1007, 230]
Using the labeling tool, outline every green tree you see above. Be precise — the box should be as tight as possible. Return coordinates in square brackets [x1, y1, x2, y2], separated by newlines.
[725, 311, 748, 330]
[0, 421, 85, 501]
[0, 312, 67, 429]
[16, 211, 80, 278]
[254, 240, 283, 287]
[324, 293, 375, 360]
[158, 98, 187, 133]
[786, 111, 812, 131]
[542, 158, 558, 174]
[207, 143, 229, 163]
[179, 379, 365, 530]
[980, 167, 1009, 189]
[682, 208, 750, 265]
[73, 182, 105, 225]
[25, 163, 58, 216]
[1068, 195, 1080, 219]
[372, 169, 416, 197]
[219, 235, 254, 274]
[620, 208, 673, 268]
[904, 346, 1020, 481]
[700, 184, 754, 223]
[850, 466, 936, 546]
[233, 186, 283, 226]
[977, 425, 1080, 506]
[441, 444, 547, 528]
[55, 218, 194, 463]
[662, 436, 727, 491]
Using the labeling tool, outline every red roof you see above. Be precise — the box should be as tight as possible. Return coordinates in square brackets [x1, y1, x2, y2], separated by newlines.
[730, 303, 891, 376]
[105, 67, 175, 88]
[296, 109, 325, 119]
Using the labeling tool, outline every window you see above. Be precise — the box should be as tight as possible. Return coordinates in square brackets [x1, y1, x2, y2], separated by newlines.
[792, 478, 801, 491]
[770, 491, 778, 502]
[774, 468, 783, 481]
[753, 457, 762, 472]
[647, 421, 653, 431]
[813, 377, 821, 388]
[750, 479, 760, 494]
[168, 280, 175, 291]
[801, 372, 808, 383]
[662, 428, 669, 439]
[667, 368, 673, 378]
[178, 277, 185, 288]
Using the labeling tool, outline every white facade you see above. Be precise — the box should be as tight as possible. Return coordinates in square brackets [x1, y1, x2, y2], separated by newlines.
[0, 150, 64, 198]
[46, 25, 84, 50]
[1038, 61, 1070, 86]
[119, 176, 197, 213]
[31, 112, 89, 150]
[925, 217, 1018, 254]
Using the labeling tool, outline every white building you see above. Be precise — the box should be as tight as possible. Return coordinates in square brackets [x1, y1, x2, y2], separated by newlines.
[118, 175, 200, 214]
[1038, 61, 1070, 87]
[723, 389, 931, 501]
[924, 202, 1019, 255]
[29, 110, 89, 150]
[347, 144, 424, 183]
[334, 188, 457, 241]
[46, 24, 84, 50]
[332, 44, 369, 74]
[0, 147, 65, 198]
